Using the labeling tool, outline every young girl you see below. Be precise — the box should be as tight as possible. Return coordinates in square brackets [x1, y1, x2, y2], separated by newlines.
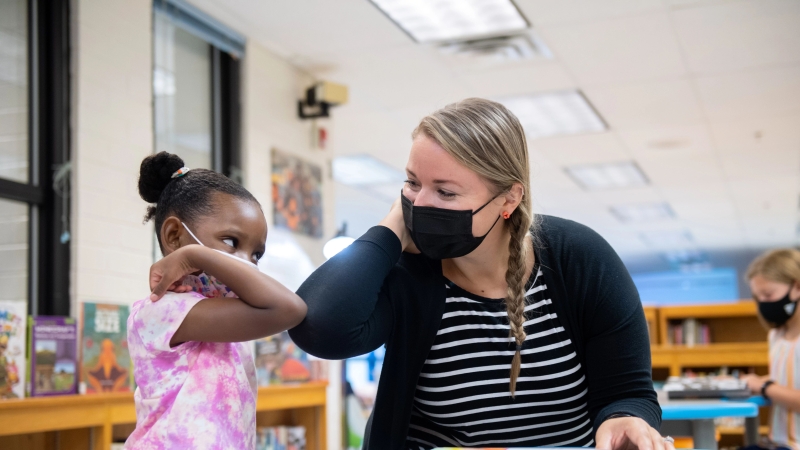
[742, 249, 800, 450]
[125, 152, 307, 449]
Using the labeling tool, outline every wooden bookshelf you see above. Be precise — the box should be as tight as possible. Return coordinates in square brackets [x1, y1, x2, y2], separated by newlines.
[0, 381, 327, 450]
[643, 306, 658, 345]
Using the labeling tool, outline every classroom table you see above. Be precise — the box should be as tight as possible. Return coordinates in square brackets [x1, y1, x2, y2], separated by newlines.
[659, 392, 762, 450]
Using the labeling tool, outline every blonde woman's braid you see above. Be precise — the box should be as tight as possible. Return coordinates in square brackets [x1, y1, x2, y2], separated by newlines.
[505, 205, 530, 396]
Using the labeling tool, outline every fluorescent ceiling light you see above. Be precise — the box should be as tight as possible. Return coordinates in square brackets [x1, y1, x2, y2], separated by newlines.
[323, 236, 356, 260]
[611, 202, 674, 223]
[499, 91, 606, 140]
[641, 230, 694, 249]
[333, 155, 406, 186]
[370, 0, 528, 43]
[566, 161, 648, 191]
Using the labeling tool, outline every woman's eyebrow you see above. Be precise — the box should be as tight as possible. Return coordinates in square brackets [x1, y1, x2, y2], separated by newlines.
[406, 169, 463, 187]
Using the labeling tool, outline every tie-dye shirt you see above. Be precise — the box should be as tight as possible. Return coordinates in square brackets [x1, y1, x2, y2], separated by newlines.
[125, 273, 257, 449]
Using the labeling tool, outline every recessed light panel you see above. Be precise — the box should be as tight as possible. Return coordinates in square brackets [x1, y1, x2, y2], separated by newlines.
[611, 202, 675, 223]
[370, 0, 528, 43]
[566, 161, 648, 191]
[499, 91, 606, 140]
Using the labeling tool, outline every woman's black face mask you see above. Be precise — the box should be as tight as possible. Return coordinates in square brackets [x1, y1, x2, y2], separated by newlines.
[401, 192, 500, 260]
[758, 288, 797, 326]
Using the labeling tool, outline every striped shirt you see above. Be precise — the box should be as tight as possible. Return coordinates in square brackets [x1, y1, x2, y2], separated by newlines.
[769, 328, 800, 450]
[405, 267, 594, 449]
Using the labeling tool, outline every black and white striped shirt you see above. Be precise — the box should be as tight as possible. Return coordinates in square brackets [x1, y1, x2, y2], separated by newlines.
[405, 267, 594, 449]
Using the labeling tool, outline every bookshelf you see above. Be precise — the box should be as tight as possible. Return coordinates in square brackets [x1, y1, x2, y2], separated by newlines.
[0, 381, 328, 450]
[650, 301, 768, 377]
[643, 306, 658, 345]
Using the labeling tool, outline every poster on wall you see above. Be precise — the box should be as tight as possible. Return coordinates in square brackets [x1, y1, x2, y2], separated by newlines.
[271, 149, 323, 238]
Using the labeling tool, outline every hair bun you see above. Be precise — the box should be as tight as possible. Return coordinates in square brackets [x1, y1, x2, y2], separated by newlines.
[138, 151, 186, 203]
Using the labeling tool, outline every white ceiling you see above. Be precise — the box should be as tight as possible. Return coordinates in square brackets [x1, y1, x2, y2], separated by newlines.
[188, 0, 800, 259]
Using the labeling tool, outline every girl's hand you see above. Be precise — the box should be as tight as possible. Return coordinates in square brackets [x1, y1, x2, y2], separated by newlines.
[378, 196, 419, 254]
[149, 246, 200, 301]
[596, 416, 675, 450]
[742, 374, 770, 394]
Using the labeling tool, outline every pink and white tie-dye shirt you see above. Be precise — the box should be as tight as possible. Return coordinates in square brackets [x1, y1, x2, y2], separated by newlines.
[125, 273, 257, 449]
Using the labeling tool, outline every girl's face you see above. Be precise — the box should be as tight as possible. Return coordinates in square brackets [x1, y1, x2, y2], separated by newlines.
[750, 274, 800, 303]
[163, 192, 267, 265]
[403, 134, 506, 237]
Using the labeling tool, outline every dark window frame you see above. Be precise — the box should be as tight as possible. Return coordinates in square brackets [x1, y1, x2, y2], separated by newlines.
[0, 0, 71, 316]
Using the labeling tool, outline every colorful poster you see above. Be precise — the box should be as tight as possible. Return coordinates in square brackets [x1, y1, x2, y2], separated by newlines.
[0, 301, 26, 399]
[80, 303, 131, 393]
[254, 331, 311, 386]
[30, 316, 78, 396]
[271, 149, 323, 238]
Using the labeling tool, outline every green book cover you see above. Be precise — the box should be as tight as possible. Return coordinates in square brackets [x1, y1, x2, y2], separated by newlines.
[80, 302, 131, 394]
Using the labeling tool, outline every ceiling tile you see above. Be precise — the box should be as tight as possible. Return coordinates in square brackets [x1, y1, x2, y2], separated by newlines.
[458, 62, 576, 98]
[695, 66, 800, 121]
[585, 79, 705, 128]
[538, 13, 687, 85]
[616, 125, 716, 158]
[709, 115, 800, 152]
[516, 0, 664, 25]
[530, 132, 629, 166]
[670, 0, 800, 74]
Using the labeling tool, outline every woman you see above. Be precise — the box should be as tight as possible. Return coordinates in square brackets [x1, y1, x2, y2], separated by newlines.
[742, 249, 800, 450]
[290, 98, 667, 449]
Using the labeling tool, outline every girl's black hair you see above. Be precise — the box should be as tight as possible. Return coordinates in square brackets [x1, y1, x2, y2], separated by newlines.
[138, 152, 259, 247]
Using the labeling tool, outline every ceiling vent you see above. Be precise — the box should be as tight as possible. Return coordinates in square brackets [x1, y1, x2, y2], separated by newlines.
[437, 32, 552, 64]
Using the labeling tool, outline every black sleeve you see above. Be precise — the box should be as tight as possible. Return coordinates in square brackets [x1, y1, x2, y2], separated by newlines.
[288, 226, 401, 360]
[559, 222, 662, 431]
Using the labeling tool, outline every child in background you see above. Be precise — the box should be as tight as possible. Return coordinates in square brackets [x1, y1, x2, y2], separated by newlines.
[743, 249, 800, 450]
[125, 152, 307, 449]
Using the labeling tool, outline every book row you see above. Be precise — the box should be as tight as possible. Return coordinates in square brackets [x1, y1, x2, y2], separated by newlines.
[257, 426, 306, 450]
[0, 300, 326, 399]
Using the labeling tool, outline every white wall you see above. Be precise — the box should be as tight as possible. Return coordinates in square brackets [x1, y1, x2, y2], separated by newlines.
[71, 0, 154, 309]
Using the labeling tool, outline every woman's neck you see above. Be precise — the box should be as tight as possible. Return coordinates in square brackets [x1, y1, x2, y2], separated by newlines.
[442, 224, 533, 297]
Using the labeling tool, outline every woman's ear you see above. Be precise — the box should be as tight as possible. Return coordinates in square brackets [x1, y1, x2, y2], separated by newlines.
[160, 216, 185, 256]
[502, 183, 525, 214]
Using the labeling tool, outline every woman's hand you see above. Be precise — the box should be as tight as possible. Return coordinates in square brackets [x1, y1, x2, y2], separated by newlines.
[378, 196, 419, 253]
[742, 374, 771, 394]
[596, 416, 675, 450]
[149, 246, 200, 301]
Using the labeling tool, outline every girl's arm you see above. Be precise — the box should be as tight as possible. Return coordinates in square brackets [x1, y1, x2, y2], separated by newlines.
[148, 245, 307, 345]
[763, 383, 800, 411]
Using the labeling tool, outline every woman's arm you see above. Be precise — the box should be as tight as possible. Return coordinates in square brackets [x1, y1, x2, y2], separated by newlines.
[288, 225, 403, 360]
[148, 245, 307, 345]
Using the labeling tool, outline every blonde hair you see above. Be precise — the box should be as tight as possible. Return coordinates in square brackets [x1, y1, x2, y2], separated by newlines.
[747, 249, 800, 287]
[746, 248, 800, 328]
[413, 98, 534, 396]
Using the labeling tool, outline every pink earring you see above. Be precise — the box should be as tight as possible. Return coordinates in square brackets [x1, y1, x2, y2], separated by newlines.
[502, 211, 511, 220]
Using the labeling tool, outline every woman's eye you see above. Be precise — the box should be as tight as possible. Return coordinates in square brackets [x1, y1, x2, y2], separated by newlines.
[404, 179, 419, 189]
[222, 238, 235, 247]
[438, 190, 456, 198]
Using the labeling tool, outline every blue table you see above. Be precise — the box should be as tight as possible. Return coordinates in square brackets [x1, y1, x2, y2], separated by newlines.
[659, 393, 763, 450]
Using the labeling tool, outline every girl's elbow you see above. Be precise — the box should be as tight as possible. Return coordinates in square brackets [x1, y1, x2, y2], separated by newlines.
[287, 294, 307, 327]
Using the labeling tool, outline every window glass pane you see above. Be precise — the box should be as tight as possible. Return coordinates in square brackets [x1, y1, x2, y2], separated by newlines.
[0, 199, 28, 303]
[154, 13, 213, 171]
[0, 0, 29, 183]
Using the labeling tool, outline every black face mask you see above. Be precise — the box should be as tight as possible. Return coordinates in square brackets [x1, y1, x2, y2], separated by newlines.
[401, 192, 501, 260]
[758, 289, 797, 326]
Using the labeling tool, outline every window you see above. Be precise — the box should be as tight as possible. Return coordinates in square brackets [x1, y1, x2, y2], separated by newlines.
[0, 0, 71, 316]
[152, 0, 244, 180]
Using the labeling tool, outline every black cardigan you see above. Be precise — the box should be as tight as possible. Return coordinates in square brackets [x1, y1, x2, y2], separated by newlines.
[289, 215, 661, 449]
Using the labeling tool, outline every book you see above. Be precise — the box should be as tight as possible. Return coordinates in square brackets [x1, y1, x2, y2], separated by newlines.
[257, 425, 306, 450]
[80, 303, 131, 393]
[29, 316, 78, 396]
[0, 301, 27, 399]
[254, 331, 311, 386]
